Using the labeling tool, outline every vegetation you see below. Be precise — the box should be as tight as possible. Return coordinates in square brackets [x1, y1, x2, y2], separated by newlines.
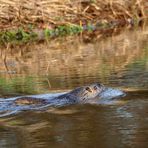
[0, 24, 83, 43]
[0, 24, 147, 96]
[0, 0, 147, 43]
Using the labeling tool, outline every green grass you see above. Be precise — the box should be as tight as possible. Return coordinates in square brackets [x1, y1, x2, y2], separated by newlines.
[0, 28, 38, 44]
[0, 24, 83, 44]
[0, 19, 143, 44]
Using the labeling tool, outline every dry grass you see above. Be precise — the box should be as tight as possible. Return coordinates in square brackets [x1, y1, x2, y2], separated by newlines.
[0, 0, 147, 29]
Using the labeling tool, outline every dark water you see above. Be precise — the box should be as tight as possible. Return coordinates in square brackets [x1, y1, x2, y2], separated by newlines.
[0, 25, 148, 148]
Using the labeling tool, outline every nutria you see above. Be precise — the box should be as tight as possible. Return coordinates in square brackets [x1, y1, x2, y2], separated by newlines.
[14, 83, 105, 106]
[0, 83, 126, 117]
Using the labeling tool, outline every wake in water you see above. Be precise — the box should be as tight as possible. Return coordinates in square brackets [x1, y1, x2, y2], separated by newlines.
[0, 98, 52, 117]
[0, 93, 64, 118]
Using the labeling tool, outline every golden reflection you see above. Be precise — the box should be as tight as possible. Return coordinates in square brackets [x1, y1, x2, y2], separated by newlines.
[0, 26, 148, 94]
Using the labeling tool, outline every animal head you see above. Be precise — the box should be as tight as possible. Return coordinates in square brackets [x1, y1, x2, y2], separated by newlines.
[70, 83, 105, 102]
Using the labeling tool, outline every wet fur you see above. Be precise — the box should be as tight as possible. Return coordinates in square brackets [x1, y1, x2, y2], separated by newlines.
[14, 83, 104, 106]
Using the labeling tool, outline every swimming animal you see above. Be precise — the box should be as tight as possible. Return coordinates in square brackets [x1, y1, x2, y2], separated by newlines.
[0, 83, 126, 117]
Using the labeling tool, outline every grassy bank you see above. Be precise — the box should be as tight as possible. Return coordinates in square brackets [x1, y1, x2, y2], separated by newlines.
[0, 0, 147, 43]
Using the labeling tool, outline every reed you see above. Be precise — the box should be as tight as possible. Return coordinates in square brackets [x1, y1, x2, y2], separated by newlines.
[0, 0, 147, 29]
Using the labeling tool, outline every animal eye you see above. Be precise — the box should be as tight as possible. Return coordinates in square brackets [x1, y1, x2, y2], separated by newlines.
[85, 87, 92, 92]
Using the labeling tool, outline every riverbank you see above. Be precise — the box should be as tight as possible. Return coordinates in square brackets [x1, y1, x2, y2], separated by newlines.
[0, 0, 147, 44]
[0, 25, 147, 96]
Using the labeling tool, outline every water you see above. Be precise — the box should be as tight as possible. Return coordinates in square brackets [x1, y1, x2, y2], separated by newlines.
[0, 25, 148, 148]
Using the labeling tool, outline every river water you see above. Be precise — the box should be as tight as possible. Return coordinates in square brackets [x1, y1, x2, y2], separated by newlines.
[0, 25, 148, 148]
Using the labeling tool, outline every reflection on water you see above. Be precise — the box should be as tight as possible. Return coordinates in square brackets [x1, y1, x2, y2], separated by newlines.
[0, 98, 148, 148]
[0, 25, 148, 148]
[0, 26, 148, 96]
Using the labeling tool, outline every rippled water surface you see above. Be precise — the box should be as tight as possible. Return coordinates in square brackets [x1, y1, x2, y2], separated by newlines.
[0, 25, 148, 148]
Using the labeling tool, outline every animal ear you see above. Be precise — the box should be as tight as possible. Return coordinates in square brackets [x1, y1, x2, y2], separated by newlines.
[85, 87, 92, 92]
[97, 83, 104, 88]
